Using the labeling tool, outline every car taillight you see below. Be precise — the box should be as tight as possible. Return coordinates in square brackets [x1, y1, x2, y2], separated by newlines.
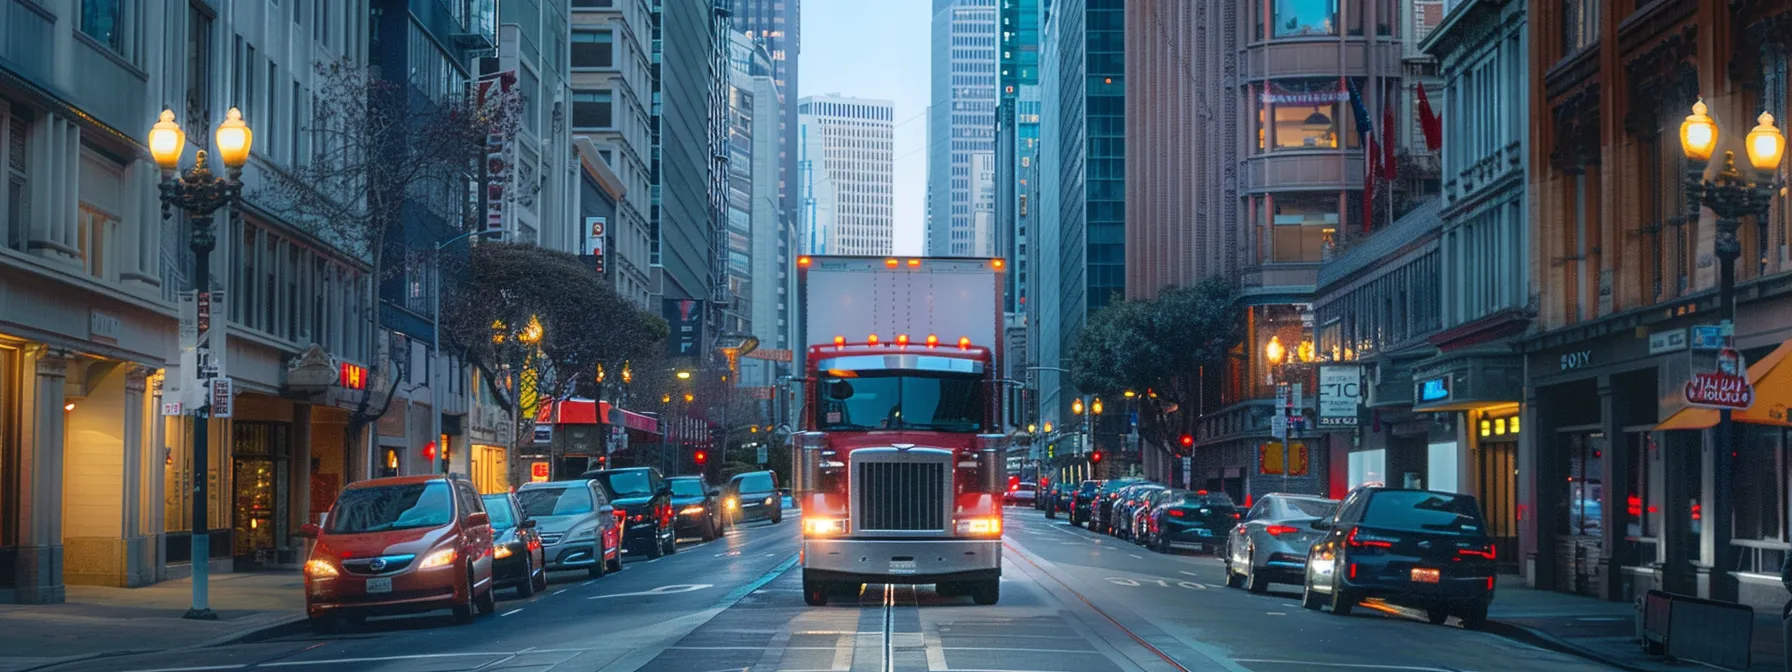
[1167, 509, 1186, 518]
[1458, 544, 1496, 560]
[1346, 527, 1395, 549]
[1264, 524, 1299, 537]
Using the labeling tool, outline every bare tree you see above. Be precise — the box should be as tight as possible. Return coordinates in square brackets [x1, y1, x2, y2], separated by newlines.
[256, 59, 524, 463]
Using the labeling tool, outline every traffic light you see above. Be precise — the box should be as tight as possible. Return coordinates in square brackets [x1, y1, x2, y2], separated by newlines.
[693, 450, 708, 466]
[1090, 450, 1103, 464]
[1179, 434, 1194, 456]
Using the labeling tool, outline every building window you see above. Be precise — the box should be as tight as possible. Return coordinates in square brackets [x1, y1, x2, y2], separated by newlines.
[1268, 0, 1336, 38]
[572, 30, 615, 68]
[1258, 80, 1358, 151]
[573, 91, 614, 129]
[3, 111, 28, 252]
[1562, 0, 1599, 59]
[1265, 193, 1337, 263]
[77, 205, 114, 280]
[79, 0, 127, 56]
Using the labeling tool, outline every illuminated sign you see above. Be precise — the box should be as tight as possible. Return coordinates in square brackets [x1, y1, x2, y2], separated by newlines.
[340, 362, 368, 390]
[1418, 376, 1451, 402]
[530, 461, 550, 483]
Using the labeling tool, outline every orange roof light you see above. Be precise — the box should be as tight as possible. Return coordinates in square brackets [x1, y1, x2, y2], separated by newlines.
[926, 334, 939, 347]
[991, 258, 1006, 270]
[833, 335, 846, 348]
[907, 258, 921, 267]
[885, 258, 899, 267]
[958, 336, 972, 349]
[896, 334, 910, 346]
[867, 333, 880, 345]
[798, 256, 812, 267]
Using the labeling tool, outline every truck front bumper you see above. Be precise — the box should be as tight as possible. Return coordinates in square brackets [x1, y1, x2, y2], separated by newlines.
[803, 538, 1002, 584]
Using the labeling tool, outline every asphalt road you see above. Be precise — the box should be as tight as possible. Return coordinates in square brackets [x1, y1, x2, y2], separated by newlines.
[47, 507, 1615, 672]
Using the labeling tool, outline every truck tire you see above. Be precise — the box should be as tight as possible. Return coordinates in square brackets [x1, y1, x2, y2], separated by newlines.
[971, 579, 1000, 605]
[803, 580, 829, 606]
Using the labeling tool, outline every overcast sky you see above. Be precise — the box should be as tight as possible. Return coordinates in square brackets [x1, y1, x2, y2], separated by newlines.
[798, 0, 931, 255]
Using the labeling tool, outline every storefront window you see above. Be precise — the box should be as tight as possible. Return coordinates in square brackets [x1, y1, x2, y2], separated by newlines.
[1565, 432, 1604, 538]
[1257, 81, 1357, 152]
[1270, 0, 1336, 37]
[1734, 427, 1786, 542]
[1267, 192, 1338, 263]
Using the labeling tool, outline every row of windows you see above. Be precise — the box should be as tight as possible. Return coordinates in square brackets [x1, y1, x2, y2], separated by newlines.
[228, 217, 372, 362]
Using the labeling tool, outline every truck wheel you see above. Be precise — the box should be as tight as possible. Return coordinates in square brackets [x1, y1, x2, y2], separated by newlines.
[803, 580, 829, 606]
[971, 579, 1000, 605]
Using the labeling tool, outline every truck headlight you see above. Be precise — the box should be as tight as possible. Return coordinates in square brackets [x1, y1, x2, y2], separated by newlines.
[803, 517, 844, 536]
[955, 517, 1002, 536]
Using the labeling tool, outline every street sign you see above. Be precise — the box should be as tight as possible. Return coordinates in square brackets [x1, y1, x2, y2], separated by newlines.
[1691, 325, 1725, 351]
[756, 445, 769, 464]
[1649, 329, 1688, 355]
[161, 401, 184, 416]
[1181, 456, 1192, 487]
[1270, 413, 1288, 441]
[209, 379, 233, 418]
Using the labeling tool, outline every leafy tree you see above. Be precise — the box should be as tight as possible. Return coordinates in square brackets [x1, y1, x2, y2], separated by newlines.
[255, 58, 524, 460]
[1068, 277, 1240, 457]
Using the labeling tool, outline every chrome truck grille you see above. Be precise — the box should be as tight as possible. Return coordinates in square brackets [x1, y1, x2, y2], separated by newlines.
[851, 447, 953, 534]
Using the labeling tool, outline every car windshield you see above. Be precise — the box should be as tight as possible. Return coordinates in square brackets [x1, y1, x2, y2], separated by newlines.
[1280, 497, 1339, 519]
[736, 473, 774, 494]
[518, 486, 594, 516]
[326, 482, 453, 534]
[670, 479, 706, 497]
[1364, 490, 1486, 535]
[593, 470, 655, 498]
[480, 496, 517, 529]
[817, 372, 985, 432]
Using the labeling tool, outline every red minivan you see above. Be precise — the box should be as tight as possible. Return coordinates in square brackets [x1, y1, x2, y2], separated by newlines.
[299, 475, 496, 632]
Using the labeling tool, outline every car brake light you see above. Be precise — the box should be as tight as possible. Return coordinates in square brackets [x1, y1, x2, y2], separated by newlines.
[1486, 577, 1495, 591]
[1346, 527, 1394, 548]
[1458, 545, 1496, 560]
[1167, 509, 1185, 518]
[1348, 562, 1358, 579]
[1264, 524, 1299, 537]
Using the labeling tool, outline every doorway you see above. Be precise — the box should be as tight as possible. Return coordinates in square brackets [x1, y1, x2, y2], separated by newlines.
[232, 422, 290, 570]
[1476, 438, 1518, 572]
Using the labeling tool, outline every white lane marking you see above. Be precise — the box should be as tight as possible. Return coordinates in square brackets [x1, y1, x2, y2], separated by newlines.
[583, 578, 600, 586]
[1234, 661, 1466, 671]
[587, 583, 714, 599]
[939, 648, 1101, 654]
[1265, 611, 1286, 616]
[1128, 553, 1143, 559]
[114, 666, 247, 672]
[1178, 570, 1203, 577]
[261, 653, 508, 667]
[553, 589, 569, 595]
[501, 608, 524, 617]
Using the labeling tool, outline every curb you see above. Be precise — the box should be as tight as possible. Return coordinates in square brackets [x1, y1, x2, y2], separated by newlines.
[1483, 619, 1659, 672]
[187, 613, 310, 649]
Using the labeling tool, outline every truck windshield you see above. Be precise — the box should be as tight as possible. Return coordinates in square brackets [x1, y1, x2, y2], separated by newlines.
[818, 372, 984, 432]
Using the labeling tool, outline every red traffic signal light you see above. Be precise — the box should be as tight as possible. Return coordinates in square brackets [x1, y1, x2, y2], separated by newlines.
[1180, 434, 1194, 448]
[693, 450, 708, 465]
[1090, 451, 1104, 464]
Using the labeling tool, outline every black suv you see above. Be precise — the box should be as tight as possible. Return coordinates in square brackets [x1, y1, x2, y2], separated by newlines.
[1301, 486, 1497, 628]
[1092, 478, 1145, 533]
[668, 476, 726, 541]
[579, 467, 678, 558]
[726, 470, 783, 525]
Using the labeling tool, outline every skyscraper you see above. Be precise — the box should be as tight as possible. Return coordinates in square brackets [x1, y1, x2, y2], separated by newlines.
[727, 0, 801, 247]
[927, 0, 999, 257]
[798, 96, 896, 256]
[652, 0, 723, 307]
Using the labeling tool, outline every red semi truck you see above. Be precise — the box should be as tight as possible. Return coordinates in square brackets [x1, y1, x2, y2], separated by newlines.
[791, 255, 1009, 606]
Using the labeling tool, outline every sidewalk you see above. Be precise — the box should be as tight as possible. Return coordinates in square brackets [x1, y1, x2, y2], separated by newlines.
[0, 572, 306, 672]
[1487, 575, 1786, 671]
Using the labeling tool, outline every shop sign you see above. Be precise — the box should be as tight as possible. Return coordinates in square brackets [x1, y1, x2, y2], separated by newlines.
[1418, 376, 1452, 402]
[1691, 325, 1727, 351]
[1684, 348, 1754, 410]
[530, 461, 550, 483]
[339, 362, 368, 390]
[1559, 350, 1592, 371]
[161, 401, 184, 416]
[1318, 365, 1363, 426]
[1648, 329, 1688, 355]
[89, 310, 120, 342]
[210, 378, 233, 418]
[533, 423, 553, 444]
[1259, 441, 1309, 476]
[585, 216, 607, 274]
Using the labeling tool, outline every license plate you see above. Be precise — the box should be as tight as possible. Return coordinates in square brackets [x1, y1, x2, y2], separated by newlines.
[1410, 568, 1440, 584]
[889, 559, 917, 574]
[366, 577, 393, 594]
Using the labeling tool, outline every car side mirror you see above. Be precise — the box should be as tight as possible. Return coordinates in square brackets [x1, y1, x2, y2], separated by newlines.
[298, 523, 320, 539]
[466, 512, 490, 528]
[521, 518, 538, 529]
[1311, 519, 1333, 530]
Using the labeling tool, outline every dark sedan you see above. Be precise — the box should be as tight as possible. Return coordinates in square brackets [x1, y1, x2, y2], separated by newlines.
[580, 467, 678, 558]
[1111, 483, 1165, 540]
[481, 492, 548, 597]
[1148, 490, 1238, 553]
[1070, 480, 1102, 526]
[1301, 487, 1497, 628]
[668, 476, 726, 541]
[1092, 478, 1146, 533]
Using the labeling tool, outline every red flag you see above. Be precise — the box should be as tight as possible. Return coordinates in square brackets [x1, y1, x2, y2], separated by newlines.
[1416, 83, 1442, 151]
[1363, 136, 1377, 233]
[1382, 91, 1398, 180]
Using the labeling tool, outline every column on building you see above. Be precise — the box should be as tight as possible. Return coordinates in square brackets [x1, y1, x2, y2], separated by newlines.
[15, 347, 70, 603]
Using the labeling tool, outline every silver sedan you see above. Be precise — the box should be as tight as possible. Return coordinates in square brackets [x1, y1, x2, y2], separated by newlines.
[1224, 493, 1339, 593]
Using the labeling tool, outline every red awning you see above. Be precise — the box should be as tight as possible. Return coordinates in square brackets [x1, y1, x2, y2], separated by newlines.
[536, 398, 659, 434]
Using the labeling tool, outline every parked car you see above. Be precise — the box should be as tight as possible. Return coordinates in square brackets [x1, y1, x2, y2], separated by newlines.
[1131, 488, 1175, 544]
[1093, 478, 1146, 533]
[1224, 493, 1338, 593]
[480, 492, 548, 597]
[1043, 481, 1067, 518]
[1070, 480, 1103, 526]
[668, 476, 727, 541]
[517, 479, 622, 578]
[1005, 481, 1038, 507]
[725, 470, 783, 525]
[299, 475, 495, 633]
[1301, 487, 1497, 628]
[1145, 489, 1238, 553]
[581, 467, 678, 558]
[1112, 483, 1165, 540]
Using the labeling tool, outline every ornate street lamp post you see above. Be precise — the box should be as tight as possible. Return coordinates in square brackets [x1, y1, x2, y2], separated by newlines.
[1678, 98, 1784, 602]
[149, 108, 252, 621]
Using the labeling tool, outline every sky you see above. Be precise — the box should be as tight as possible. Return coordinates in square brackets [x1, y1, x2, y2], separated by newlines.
[798, 0, 931, 255]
